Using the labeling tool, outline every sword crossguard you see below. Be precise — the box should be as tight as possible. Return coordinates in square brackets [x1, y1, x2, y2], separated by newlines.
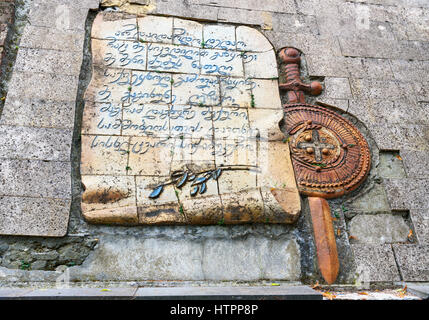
[278, 47, 322, 104]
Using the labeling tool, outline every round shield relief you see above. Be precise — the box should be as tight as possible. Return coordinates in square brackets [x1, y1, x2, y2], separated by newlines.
[284, 103, 371, 199]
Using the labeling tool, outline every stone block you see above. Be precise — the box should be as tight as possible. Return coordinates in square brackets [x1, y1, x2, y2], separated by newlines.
[84, 67, 132, 103]
[122, 103, 170, 138]
[250, 79, 282, 109]
[351, 244, 400, 282]
[171, 106, 212, 139]
[0, 196, 70, 237]
[28, 2, 90, 31]
[392, 245, 429, 281]
[410, 209, 429, 243]
[0, 98, 75, 129]
[202, 237, 300, 281]
[6, 71, 79, 103]
[81, 102, 122, 136]
[349, 78, 414, 102]
[130, 70, 172, 104]
[191, 0, 296, 13]
[217, 170, 257, 195]
[172, 74, 219, 106]
[153, 0, 219, 22]
[92, 39, 147, 71]
[244, 50, 277, 79]
[345, 57, 395, 80]
[200, 49, 244, 77]
[72, 236, 205, 281]
[0, 125, 72, 161]
[378, 151, 407, 179]
[80, 135, 129, 175]
[203, 24, 236, 51]
[248, 108, 284, 141]
[0, 159, 71, 199]
[81, 175, 137, 213]
[212, 106, 250, 140]
[217, 7, 266, 27]
[147, 43, 199, 73]
[257, 141, 298, 190]
[173, 18, 202, 47]
[384, 178, 429, 210]
[14, 48, 82, 76]
[20, 25, 85, 52]
[401, 148, 429, 178]
[92, 12, 137, 41]
[138, 15, 173, 44]
[236, 26, 272, 52]
[222, 189, 265, 223]
[127, 136, 172, 176]
[347, 183, 391, 213]
[348, 214, 410, 244]
[322, 77, 352, 99]
[220, 77, 252, 108]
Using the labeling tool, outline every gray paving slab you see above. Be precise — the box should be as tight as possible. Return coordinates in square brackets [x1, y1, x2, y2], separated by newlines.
[405, 283, 429, 299]
[0, 289, 34, 299]
[17, 287, 138, 300]
[134, 286, 323, 300]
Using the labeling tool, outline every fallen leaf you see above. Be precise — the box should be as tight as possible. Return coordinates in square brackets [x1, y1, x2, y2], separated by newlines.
[322, 291, 336, 300]
[101, 289, 111, 292]
[395, 155, 403, 161]
[349, 235, 357, 240]
[271, 283, 280, 286]
[408, 229, 413, 239]
[396, 285, 407, 298]
[337, 229, 341, 236]
[358, 292, 369, 295]
[312, 281, 320, 289]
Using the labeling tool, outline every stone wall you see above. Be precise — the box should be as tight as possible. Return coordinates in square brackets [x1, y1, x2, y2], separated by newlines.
[0, 0, 428, 285]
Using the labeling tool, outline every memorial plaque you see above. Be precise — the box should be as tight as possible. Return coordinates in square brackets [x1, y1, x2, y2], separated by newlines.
[81, 13, 301, 225]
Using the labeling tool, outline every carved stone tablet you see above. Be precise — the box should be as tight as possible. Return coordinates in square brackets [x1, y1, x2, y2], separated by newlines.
[80, 13, 301, 225]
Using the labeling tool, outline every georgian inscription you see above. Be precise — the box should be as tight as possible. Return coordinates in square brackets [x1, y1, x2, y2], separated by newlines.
[81, 13, 301, 225]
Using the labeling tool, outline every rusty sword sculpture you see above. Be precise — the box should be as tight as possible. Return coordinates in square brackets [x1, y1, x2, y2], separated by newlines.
[279, 48, 371, 284]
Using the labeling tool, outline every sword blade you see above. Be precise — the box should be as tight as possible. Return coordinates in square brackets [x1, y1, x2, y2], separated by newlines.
[308, 196, 339, 285]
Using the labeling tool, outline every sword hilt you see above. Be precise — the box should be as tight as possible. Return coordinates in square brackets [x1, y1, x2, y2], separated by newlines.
[278, 48, 322, 104]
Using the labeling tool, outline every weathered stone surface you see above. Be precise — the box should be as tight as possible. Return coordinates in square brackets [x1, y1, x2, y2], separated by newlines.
[0, 125, 72, 161]
[19, 25, 85, 52]
[378, 151, 407, 179]
[244, 50, 278, 78]
[410, 209, 429, 243]
[0, 196, 70, 237]
[0, 99, 76, 129]
[384, 178, 429, 210]
[351, 244, 401, 282]
[392, 245, 429, 281]
[14, 47, 82, 76]
[349, 214, 410, 244]
[321, 77, 352, 99]
[80, 13, 300, 225]
[6, 71, 79, 102]
[347, 183, 390, 213]
[27, 1, 94, 31]
[173, 18, 202, 48]
[0, 160, 71, 199]
[71, 234, 300, 281]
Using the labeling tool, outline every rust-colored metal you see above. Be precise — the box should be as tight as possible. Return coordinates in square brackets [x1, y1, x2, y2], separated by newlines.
[278, 47, 371, 284]
[308, 197, 339, 285]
